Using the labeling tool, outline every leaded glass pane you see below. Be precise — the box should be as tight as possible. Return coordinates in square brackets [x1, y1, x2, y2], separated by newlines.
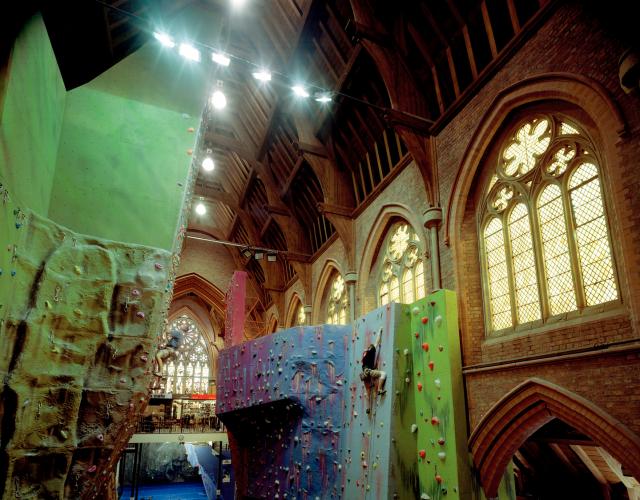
[508, 204, 541, 323]
[389, 276, 400, 303]
[297, 304, 306, 326]
[484, 218, 513, 330]
[415, 261, 425, 300]
[538, 185, 577, 314]
[402, 269, 414, 303]
[327, 274, 349, 325]
[570, 165, 618, 306]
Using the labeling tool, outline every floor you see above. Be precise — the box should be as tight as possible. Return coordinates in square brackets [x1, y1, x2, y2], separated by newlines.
[119, 482, 208, 500]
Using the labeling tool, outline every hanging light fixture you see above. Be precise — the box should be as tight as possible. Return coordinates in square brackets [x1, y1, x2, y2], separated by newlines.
[153, 32, 176, 48]
[252, 69, 272, 82]
[211, 52, 231, 66]
[179, 43, 201, 62]
[211, 90, 227, 110]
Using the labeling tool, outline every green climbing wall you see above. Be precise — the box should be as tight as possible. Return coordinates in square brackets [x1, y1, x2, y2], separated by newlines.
[48, 46, 200, 250]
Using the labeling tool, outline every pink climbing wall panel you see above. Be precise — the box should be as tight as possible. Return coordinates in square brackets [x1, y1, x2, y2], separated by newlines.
[224, 270, 246, 348]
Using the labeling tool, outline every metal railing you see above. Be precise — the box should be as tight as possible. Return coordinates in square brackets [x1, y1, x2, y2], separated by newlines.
[135, 416, 226, 434]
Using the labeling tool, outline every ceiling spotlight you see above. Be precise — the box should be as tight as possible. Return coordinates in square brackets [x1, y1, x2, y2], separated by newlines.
[195, 202, 206, 215]
[202, 157, 215, 171]
[153, 32, 176, 48]
[241, 247, 253, 258]
[252, 70, 272, 82]
[267, 252, 277, 262]
[230, 0, 247, 8]
[211, 52, 230, 66]
[314, 92, 332, 103]
[179, 43, 201, 62]
[254, 251, 264, 260]
[292, 85, 309, 98]
[211, 90, 227, 110]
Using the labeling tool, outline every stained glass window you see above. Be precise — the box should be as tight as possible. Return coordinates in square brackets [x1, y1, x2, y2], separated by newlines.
[378, 223, 427, 305]
[160, 316, 211, 395]
[327, 274, 349, 325]
[296, 302, 306, 326]
[481, 115, 618, 333]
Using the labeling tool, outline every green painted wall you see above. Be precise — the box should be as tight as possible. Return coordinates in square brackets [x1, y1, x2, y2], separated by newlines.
[0, 14, 65, 215]
[0, 14, 66, 315]
[49, 83, 197, 250]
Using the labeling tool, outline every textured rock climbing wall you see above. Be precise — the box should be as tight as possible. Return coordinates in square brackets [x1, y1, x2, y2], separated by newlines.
[217, 291, 473, 500]
[217, 325, 350, 498]
[0, 211, 174, 499]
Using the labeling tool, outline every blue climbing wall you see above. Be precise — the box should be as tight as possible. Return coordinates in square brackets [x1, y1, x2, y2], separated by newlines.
[217, 325, 351, 498]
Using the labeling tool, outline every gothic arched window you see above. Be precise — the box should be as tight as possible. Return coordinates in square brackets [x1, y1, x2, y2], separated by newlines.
[327, 274, 348, 325]
[378, 222, 426, 305]
[480, 115, 618, 334]
[162, 315, 211, 395]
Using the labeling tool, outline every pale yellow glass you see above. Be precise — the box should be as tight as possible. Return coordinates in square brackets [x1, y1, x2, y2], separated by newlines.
[508, 204, 541, 323]
[415, 261, 426, 299]
[403, 268, 414, 303]
[503, 119, 551, 176]
[538, 184, 577, 314]
[390, 276, 400, 303]
[569, 164, 618, 306]
[484, 218, 513, 330]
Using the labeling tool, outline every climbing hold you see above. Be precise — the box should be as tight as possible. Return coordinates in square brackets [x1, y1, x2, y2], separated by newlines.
[431, 416, 440, 425]
[131, 289, 141, 297]
[97, 433, 104, 442]
[187, 148, 193, 155]
[438, 345, 444, 352]
[417, 382, 423, 392]
[438, 451, 446, 460]
[421, 494, 431, 500]
[438, 437, 445, 445]
[74, 265, 82, 274]
[154, 263, 163, 270]
[422, 342, 429, 352]
[405, 377, 410, 384]
[434, 378, 441, 388]
[45, 300, 52, 309]
[88, 465, 97, 473]
[412, 306, 420, 315]
[435, 474, 443, 484]
[435, 315, 443, 327]
[403, 348, 409, 355]
[140, 355, 148, 362]
[136, 311, 145, 319]
[10, 270, 16, 277]
[428, 360, 435, 371]
[421, 317, 428, 324]
[418, 450, 426, 459]
[187, 127, 195, 133]
[414, 332, 419, 338]
[411, 424, 418, 433]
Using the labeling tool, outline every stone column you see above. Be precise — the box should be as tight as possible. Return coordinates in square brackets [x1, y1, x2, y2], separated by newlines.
[344, 272, 358, 323]
[423, 206, 443, 290]
[304, 304, 313, 325]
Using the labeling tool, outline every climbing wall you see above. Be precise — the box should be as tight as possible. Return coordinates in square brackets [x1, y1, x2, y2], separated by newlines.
[406, 291, 472, 500]
[216, 291, 472, 500]
[216, 325, 351, 499]
[0, 211, 175, 499]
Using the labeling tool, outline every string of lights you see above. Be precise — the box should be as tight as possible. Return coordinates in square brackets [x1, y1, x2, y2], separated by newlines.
[91, 0, 435, 121]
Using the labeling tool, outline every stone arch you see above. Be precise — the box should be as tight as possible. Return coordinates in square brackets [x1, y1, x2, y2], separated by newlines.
[267, 314, 278, 333]
[311, 259, 343, 324]
[469, 378, 640, 498]
[357, 203, 427, 315]
[173, 273, 226, 318]
[285, 293, 304, 328]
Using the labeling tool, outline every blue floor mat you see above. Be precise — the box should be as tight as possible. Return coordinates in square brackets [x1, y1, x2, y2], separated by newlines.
[119, 482, 208, 500]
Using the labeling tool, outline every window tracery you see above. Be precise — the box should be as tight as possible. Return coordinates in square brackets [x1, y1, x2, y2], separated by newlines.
[326, 274, 348, 325]
[378, 223, 426, 305]
[161, 315, 211, 395]
[480, 115, 618, 333]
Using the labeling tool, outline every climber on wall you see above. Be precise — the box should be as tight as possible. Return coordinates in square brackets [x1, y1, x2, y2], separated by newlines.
[359, 330, 387, 396]
[153, 326, 185, 377]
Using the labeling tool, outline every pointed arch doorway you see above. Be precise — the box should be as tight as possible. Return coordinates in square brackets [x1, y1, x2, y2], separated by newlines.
[469, 378, 640, 499]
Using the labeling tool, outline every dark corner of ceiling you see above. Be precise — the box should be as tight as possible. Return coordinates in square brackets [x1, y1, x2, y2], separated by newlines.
[0, 0, 41, 70]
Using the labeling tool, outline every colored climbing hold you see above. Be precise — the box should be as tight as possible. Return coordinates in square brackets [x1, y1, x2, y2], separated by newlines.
[435, 474, 443, 484]
[434, 378, 441, 388]
[431, 416, 440, 425]
[417, 382, 423, 392]
[414, 332, 419, 338]
[438, 345, 444, 352]
[411, 424, 418, 433]
[88, 465, 97, 473]
[428, 360, 435, 371]
[438, 451, 446, 460]
[421, 317, 428, 324]
[438, 437, 445, 445]
[418, 450, 426, 459]
[422, 342, 429, 352]
[10, 270, 16, 277]
[435, 315, 443, 327]
[412, 306, 420, 315]
[155, 263, 164, 270]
